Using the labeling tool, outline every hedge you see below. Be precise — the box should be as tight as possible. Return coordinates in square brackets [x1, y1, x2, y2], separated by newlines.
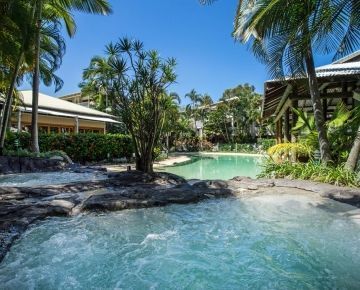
[5, 132, 133, 163]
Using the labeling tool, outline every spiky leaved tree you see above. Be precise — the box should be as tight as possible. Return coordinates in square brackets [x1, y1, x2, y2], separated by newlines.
[93, 38, 177, 173]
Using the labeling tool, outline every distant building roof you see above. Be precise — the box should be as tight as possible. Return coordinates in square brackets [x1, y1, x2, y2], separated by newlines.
[18, 90, 119, 124]
[19, 90, 113, 118]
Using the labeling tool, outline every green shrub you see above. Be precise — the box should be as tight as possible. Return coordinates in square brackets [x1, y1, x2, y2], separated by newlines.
[217, 143, 258, 153]
[5, 132, 133, 163]
[3, 148, 70, 160]
[258, 159, 360, 187]
[257, 138, 276, 151]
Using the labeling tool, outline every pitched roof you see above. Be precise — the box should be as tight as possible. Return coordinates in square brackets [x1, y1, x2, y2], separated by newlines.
[19, 90, 114, 118]
[315, 61, 360, 78]
[266, 50, 360, 83]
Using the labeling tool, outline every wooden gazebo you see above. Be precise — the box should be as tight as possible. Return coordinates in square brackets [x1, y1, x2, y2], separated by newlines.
[262, 51, 360, 143]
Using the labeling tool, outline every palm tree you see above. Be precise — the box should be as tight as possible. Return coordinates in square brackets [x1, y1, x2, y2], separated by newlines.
[202, 0, 360, 164]
[185, 89, 201, 110]
[345, 106, 360, 172]
[185, 89, 202, 130]
[30, 0, 112, 153]
[0, 1, 66, 154]
[0, 1, 36, 155]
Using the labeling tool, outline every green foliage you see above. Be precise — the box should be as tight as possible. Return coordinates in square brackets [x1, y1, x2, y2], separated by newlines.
[204, 83, 262, 143]
[291, 103, 358, 163]
[257, 139, 276, 151]
[5, 132, 133, 163]
[267, 143, 312, 161]
[259, 159, 360, 187]
[217, 143, 258, 154]
[82, 38, 176, 172]
[3, 148, 69, 159]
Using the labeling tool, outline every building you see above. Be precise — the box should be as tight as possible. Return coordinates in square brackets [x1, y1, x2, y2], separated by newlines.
[262, 51, 360, 143]
[8, 90, 119, 134]
[59, 92, 92, 107]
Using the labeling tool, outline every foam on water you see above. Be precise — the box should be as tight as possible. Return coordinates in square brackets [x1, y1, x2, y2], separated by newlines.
[0, 193, 360, 289]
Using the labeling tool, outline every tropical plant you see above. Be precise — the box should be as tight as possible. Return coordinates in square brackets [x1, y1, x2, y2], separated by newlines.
[345, 105, 360, 171]
[84, 38, 177, 172]
[291, 103, 357, 163]
[30, 0, 112, 153]
[267, 142, 312, 162]
[202, 0, 360, 164]
[5, 131, 133, 163]
[0, 1, 66, 155]
[259, 159, 360, 187]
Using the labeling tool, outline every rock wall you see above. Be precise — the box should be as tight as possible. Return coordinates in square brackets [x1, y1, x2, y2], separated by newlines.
[0, 156, 68, 174]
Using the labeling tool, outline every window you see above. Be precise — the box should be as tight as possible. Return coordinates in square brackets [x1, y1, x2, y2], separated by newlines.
[50, 127, 59, 134]
[39, 126, 48, 134]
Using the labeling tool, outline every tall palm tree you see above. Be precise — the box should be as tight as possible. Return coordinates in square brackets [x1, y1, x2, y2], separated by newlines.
[234, 0, 360, 163]
[0, 1, 66, 154]
[345, 106, 360, 172]
[202, 0, 360, 164]
[185, 89, 201, 110]
[0, 0, 35, 155]
[185, 89, 202, 130]
[30, 0, 112, 153]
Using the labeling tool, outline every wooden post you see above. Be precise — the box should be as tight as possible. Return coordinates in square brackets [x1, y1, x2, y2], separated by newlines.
[75, 116, 79, 134]
[291, 100, 298, 143]
[276, 118, 283, 144]
[341, 82, 348, 105]
[284, 108, 291, 142]
[17, 109, 22, 132]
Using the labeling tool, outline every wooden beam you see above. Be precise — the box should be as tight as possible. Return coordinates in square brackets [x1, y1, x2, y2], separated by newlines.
[273, 85, 293, 121]
[274, 99, 292, 122]
[290, 92, 353, 101]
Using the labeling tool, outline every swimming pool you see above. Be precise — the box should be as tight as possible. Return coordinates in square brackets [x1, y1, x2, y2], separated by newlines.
[160, 154, 263, 180]
[1, 193, 359, 289]
[0, 171, 108, 187]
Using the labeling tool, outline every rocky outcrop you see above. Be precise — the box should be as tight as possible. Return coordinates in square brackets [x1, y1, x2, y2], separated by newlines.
[0, 156, 69, 174]
[1, 172, 360, 263]
[0, 171, 231, 262]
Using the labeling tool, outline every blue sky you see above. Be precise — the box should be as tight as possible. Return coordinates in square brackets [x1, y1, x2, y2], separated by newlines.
[21, 0, 333, 103]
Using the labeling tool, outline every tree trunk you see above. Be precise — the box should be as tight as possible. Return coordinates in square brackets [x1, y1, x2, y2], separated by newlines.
[135, 154, 153, 173]
[345, 124, 360, 172]
[0, 53, 24, 155]
[304, 45, 332, 164]
[31, 0, 42, 154]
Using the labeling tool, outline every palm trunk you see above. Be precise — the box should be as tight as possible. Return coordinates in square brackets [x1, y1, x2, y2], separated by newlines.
[304, 44, 332, 164]
[0, 53, 24, 155]
[345, 124, 360, 172]
[31, 0, 42, 154]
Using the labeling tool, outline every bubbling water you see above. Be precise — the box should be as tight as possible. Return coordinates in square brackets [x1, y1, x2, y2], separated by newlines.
[0, 193, 360, 289]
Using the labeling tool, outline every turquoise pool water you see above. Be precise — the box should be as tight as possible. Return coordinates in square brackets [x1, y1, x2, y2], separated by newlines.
[1, 193, 359, 289]
[160, 154, 263, 180]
